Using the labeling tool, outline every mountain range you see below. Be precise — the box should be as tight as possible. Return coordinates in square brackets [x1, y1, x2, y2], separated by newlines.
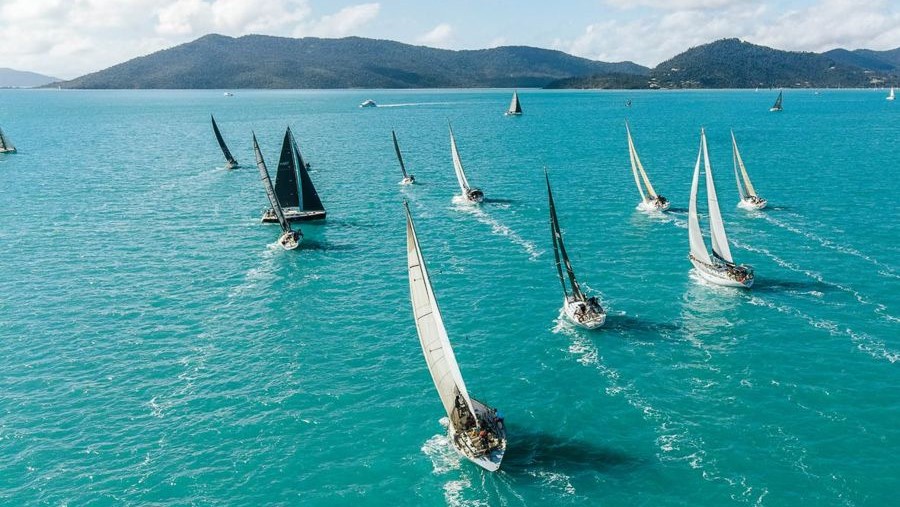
[51, 35, 899, 90]
[0, 68, 60, 88]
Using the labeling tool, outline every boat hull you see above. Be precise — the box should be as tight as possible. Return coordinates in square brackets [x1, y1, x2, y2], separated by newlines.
[0, 148, 16, 154]
[278, 231, 301, 250]
[563, 297, 606, 329]
[637, 198, 670, 212]
[769, 107, 782, 112]
[463, 188, 484, 204]
[262, 208, 326, 223]
[400, 176, 415, 185]
[504, 112, 522, 116]
[738, 197, 767, 210]
[690, 257, 754, 288]
[448, 398, 506, 472]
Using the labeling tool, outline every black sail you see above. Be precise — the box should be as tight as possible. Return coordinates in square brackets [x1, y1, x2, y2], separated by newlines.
[392, 130, 409, 178]
[274, 128, 301, 209]
[291, 135, 325, 212]
[211, 115, 237, 166]
[546, 170, 584, 301]
[253, 133, 292, 234]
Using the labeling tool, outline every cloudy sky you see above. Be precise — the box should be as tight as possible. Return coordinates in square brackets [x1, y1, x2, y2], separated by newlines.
[5, 0, 900, 79]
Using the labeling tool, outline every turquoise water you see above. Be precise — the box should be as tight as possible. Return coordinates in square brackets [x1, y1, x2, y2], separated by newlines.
[0, 88, 897, 506]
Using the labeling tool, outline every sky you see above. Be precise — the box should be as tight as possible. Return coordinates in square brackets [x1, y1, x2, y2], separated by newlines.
[4, 0, 900, 79]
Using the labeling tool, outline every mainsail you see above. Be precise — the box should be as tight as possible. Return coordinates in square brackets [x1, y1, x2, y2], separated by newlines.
[253, 133, 291, 234]
[731, 131, 757, 199]
[546, 170, 584, 302]
[405, 203, 477, 424]
[449, 123, 471, 192]
[274, 128, 301, 209]
[392, 130, 409, 179]
[625, 122, 658, 200]
[292, 134, 325, 212]
[506, 91, 522, 115]
[771, 91, 783, 111]
[688, 138, 713, 265]
[211, 115, 238, 167]
[701, 130, 734, 263]
[0, 127, 14, 153]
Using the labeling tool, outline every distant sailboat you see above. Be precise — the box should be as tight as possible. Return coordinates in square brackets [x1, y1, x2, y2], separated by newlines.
[731, 131, 767, 210]
[505, 91, 522, 116]
[211, 115, 238, 169]
[404, 202, 507, 471]
[261, 127, 326, 223]
[449, 123, 484, 203]
[0, 126, 16, 154]
[888, 87, 895, 101]
[546, 170, 606, 328]
[359, 99, 377, 108]
[253, 133, 301, 250]
[688, 129, 754, 288]
[626, 121, 669, 211]
[769, 90, 783, 112]
[392, 130, 415, 185]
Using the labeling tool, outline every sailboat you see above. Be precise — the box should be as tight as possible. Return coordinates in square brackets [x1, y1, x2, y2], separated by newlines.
[688, 129, 754, 288]
[392, 130, 415, 185]
[625, 121, 669, 211]
[0, 126, 16, 154]
[449, 123, 484, 203]
[211, 115, 238, 169]
[261, 127, 326, 223]
[888, 87, 895, 101]
[731, 131, 767, 210]
[505, 90, 522, 116]
[546, 170, 606, 328]
[769, 90, 783, 112]
[404, 202, 507, 471]
[253, 133, 301, 250]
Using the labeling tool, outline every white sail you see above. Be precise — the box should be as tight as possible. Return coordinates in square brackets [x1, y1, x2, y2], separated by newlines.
[889, 87, 895, 101]
[688, 139, 713, 265]
[507, 91, 521, 114]
[625, 122, 657, 200]
[406, 206, 476, 423]
[0, 127, 14, 152]
[702, 131, 734, 263]
[449, 124, 471, 192]
[731, 131, 757, 198]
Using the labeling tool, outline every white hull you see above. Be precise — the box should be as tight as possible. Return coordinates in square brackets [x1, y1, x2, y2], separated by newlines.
[279, 231, 301, 250]
[0, 148, 15, 154]
[262, 208, 326, 223]
[738, 197, 767, 210]
[447, 398, 506, 471]
[400, 176, 415, 185]
[769, 107, 782, 112]
[690, 257, 753, 288]
[637, 198, 670, 212]
[461, 188, 484, 204]
[504, 112, 522, 116]
[563, 297, 606, 329]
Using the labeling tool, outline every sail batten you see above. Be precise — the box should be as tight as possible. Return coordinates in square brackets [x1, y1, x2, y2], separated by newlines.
[406, 204, 477, 424]
[211, 115, 237, 167]
[392, 130, 409, 178]
[701, 131, 734, 263]
[253, 134, 292, 234]
[449, 124, 471, 192]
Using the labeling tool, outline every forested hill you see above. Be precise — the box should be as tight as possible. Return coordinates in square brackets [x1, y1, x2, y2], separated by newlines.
[55, 34, 649, 89]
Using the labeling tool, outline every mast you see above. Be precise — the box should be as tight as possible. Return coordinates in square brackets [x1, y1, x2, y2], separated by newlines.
[211, 115, 237, 166]
[688, 132, 713, 265]
[701, 130, 734, 263]
[730, 131, 757, 199]
[405, 203, 477, 424]
[449, 122, 471, 193]
[274, 128, 301, 209]
[253, 133, 292, 234]
[545, 170, 584, 301]
[392, 130, 409, 178]
[625, 121, 658, 200]
[291, 135, 325, 213]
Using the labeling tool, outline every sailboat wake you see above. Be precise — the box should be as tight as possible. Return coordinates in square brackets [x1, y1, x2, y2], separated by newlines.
[453, 201, 542, 260]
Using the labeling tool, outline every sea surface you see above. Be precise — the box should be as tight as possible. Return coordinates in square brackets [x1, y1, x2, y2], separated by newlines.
[0, 88, 897, 506]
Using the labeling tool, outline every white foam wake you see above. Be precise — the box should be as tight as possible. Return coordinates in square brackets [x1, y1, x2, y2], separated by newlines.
[453, 199, 542, 260]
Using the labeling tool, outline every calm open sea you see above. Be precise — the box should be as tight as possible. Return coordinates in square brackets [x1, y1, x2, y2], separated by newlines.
[0, 88, 897, 506]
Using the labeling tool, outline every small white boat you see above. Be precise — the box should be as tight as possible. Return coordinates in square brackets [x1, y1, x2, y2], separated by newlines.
[626, 121, 669, 212]
[0, 126, 16, 154]
[405, 203, 506, 471]
[223, 92, 234, 97]
[888, 87, 895, 101]
[261, 127, 326, 223]
[546, 170, 606, 329]
[449, 123, 484, 203]
[731, 131, 767, 210]
[504, 90, 522, 116]
[392, 130, 415, 185]
[687, 129, 754, 288]
[253, 133, 302, 250]
[359, 99, 377, 108]
[211, 115, 238, 169]
[769, 90, 783, 112]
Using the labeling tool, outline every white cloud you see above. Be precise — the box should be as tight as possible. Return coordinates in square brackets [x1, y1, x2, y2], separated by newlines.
[417, 23, 453, 48]
[305, 3, 380, 37]
[604, 0, 740, 9]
